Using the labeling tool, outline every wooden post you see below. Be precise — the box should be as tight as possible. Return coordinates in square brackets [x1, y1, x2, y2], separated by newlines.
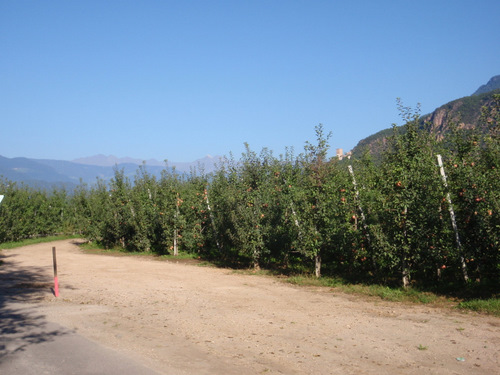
[52, 246, 59, 297]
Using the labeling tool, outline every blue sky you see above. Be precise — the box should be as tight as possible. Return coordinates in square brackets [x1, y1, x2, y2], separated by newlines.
[1, 1, 499, 163]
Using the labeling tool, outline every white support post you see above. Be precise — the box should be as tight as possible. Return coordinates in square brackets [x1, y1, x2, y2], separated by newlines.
[436, 154, 469, 282]
[205, 186, 222, 252]
[348, 165, 370, 241]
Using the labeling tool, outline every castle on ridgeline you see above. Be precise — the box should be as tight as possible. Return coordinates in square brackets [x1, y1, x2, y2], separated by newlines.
[336, 148, 352, 161]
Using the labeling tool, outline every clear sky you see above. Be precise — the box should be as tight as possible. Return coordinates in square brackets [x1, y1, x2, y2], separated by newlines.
[1, 1, 499, 163]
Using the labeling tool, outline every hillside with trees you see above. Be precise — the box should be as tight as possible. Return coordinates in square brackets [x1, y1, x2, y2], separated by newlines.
[352, 76, 500, 160]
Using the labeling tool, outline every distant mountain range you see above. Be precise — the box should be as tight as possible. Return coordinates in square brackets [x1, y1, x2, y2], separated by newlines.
[3, 75, 499, 189]
[351, 75, 500, 159]
[72, 154, 167, 167]
[71, 154, 223, 171]
[0, 154, 221, 189]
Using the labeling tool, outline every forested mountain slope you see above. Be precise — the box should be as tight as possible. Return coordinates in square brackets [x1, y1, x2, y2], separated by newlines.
[352, 76, 500, 159]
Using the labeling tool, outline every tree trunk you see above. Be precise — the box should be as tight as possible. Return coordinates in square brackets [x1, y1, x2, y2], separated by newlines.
[253, 247, 260, 271]
[402, 257, 410, 288]
[315, 253, 321, 278]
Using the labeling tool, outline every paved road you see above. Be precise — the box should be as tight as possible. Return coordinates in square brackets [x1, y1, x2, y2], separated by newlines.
[0, 301, 161, 374]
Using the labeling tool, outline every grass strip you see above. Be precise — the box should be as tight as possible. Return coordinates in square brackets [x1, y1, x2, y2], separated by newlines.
[457, 299, 500, 317]
[0, 234, 81, 250]
[285, 274, 500, 316]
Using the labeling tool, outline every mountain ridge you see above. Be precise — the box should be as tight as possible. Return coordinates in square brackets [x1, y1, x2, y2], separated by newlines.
[72, 154, 219, 167]
[0, 154, 222, 189]
[473, 74, 500, 96]
[351, 75, 500, 159]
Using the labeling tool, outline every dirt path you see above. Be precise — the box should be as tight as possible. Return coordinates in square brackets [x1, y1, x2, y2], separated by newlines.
[1, 239, 499, 374]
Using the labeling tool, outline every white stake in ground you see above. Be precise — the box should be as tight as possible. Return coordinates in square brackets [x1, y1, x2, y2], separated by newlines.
[436, 154, 469, 282]
[348, 165, 369, 242]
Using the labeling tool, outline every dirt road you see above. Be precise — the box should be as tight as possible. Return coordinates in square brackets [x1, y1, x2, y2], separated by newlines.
[1, 239, 498, 374]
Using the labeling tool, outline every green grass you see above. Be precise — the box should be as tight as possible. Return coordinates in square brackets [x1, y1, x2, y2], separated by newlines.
[457, 298, 500, 317]
[158, 252, 200, 260]
[0, 234, 81, 250]
[285, 274, 465, 305]
[285, 274, 500, 316]
[286, 275, 343, 288]
[80, 241, 203, 262]
[79, 242, 148, 256]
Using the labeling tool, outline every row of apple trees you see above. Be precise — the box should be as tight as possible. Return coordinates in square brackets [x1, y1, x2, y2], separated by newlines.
[1, 97, 498, 287]
[0, 183, 71, 241]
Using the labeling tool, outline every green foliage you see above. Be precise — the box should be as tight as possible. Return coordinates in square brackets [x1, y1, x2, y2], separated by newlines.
[352, 89, 500, 161]
[457, 298, 500, 316]
[440, 94, 500, 283]
[1, 100, 499, 298]
[0, 180, 73, 242]
[370, 101, 451, 287]
[0, 234, 80, 250]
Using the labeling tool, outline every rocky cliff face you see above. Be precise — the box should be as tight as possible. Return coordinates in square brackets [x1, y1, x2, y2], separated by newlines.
[422, 101, 463, 141]
[421, 99, 473, 141]
[351, 76, 500, 159]
[421, 90, 498, 140]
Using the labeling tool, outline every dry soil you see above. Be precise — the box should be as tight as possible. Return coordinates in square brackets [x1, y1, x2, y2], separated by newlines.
[1, 239, 499, 374]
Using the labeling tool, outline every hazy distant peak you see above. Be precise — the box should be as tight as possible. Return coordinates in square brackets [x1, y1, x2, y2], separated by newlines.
[72, 154, 222, 168]
[73, 154, 120, 166]
[72, 154, 164, 167]
[0, 153, 222, 188]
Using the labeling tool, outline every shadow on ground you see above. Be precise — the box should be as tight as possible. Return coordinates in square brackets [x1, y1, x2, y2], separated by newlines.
[0, 250, 70, 361]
